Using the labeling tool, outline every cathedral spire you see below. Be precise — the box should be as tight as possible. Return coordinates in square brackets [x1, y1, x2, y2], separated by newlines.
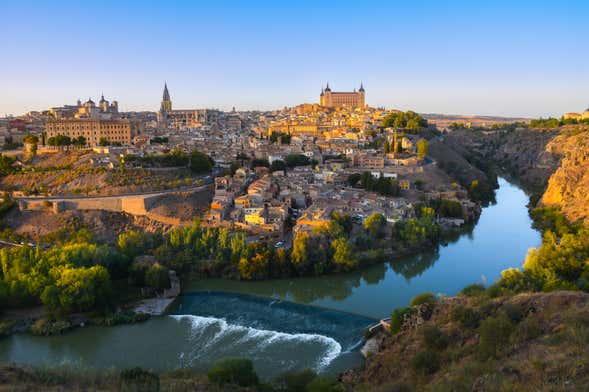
[162, 82, 170, 101]
[359, 82, 365, 92]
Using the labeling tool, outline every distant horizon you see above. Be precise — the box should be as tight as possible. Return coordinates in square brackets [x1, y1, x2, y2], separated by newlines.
[1, 0, 588, 118]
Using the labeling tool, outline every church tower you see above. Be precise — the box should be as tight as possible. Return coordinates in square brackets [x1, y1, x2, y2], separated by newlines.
[161, 82, 172, 112]
[158, 82, 172, 129]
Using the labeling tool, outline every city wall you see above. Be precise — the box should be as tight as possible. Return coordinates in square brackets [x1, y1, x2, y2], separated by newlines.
[17, 190, 201, 226]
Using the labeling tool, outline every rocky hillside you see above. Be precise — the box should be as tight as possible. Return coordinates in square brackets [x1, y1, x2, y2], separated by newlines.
[344, 291, 589, 391]
[440, 128, 562, 195]
[541, 130, 589, 225]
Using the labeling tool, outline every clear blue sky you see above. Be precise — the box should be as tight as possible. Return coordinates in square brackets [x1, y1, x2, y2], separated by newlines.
[1, 0, 588, 117]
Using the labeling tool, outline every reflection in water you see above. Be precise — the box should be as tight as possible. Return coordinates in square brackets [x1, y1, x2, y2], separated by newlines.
[389, 251, 439, 281]
[186, 178, 541, 318]
[0, 178, 542, 376]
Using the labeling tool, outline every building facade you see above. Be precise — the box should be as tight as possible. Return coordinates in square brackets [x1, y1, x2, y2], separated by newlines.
[320, 83, 365, 108]
[45, 118, 138, 146]
[157, 83, 219, 129]
[50, 95, 119, 120]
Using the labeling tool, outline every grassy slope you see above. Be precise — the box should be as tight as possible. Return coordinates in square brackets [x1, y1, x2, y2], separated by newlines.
[346, 291, 589, 391]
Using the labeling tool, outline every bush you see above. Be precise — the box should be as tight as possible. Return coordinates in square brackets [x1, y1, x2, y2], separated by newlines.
[145, 264, 170, 290]
[410, 350, 440, 376]
[276, 369, 316, 392]
[451, 305, 481, 329]
[513, 317, 543, 343]
[390, 307, 414, 334]
[119, 367, 159, 392]
[207, 358, 259, 387]
[502, 303, 525, 324]
[460, 283, 485, 297]
[410, 292, 436, 307]
[29, 318, 72, 336]
[306, 377, 341, 392]
[478, 316, 515, 359]
[90, 311, 149, 327]
[421, 325, 449, 351]
[486, 283, 504, 298]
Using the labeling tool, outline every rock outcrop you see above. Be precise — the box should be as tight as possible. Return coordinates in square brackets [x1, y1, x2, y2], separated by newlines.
[541, 130, 589, 224]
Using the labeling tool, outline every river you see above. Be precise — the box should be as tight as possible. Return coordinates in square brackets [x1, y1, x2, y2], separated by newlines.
[0, 177, 541, 379]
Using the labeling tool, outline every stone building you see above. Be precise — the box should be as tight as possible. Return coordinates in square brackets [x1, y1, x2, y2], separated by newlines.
[50, 95, 119, 120]
[157, 83, 219, 129]
[45, 118, 139, 146]
[320, 83, 365, 108]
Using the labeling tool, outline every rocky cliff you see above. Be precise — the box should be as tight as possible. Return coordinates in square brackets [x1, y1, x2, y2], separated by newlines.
[540, 130, 589, 224]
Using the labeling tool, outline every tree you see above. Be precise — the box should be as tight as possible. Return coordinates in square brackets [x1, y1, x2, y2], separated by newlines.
[382, 111, 428, 132]
[417, 139, 428, 160]
[478, 316, 514, 359]
[347, 173, 362, 187]
[270, 159, 287, 172]
[99, 137, 110, 146]
[189, 149, 213, 173]
[23, 134, 39, 145]
[145, 263, 170, 290]
[73, 136, 87, 147]
[0, 154, 16, 176]
[207, 358, 259, 387]
[331, 237, 357, 271]
[364, 213, 387, 238]
[284, 154, 310, 167]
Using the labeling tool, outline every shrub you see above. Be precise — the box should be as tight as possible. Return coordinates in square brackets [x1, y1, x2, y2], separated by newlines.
[513, 317, 543, 343]
[460, 283, 485, 297]
[306, 376, 340, 392]
[119, 367, 159, 392]
[502, 303, 525, 324]
[207, 358, 259, 387]
[276, 369, 317, 392]
[145, 263, 170, 290]
[478, 316, 515, 359]
[29, 318, 72, 336]
[410, 292, 436, 307]
[410, 350, 440, 376]
[390, 307, 414, 334]
[486, 283, 504, 298]
[421, 325, 449, 351]
[451, 305, 481, 329]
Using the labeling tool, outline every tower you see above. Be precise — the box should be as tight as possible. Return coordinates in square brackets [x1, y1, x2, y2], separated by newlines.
[320, 83, 332, 107]
[99, 93, 109, 112]
[158, 82, 172, 128]
[161, 82, 172, 112]
[358, 83, 365, 108]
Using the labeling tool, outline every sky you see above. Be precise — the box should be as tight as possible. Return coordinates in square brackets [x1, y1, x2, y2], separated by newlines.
[1, 0, 588, 117]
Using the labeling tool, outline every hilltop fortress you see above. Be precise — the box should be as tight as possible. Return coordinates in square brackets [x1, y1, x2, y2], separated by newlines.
[320, 83, 366, 108]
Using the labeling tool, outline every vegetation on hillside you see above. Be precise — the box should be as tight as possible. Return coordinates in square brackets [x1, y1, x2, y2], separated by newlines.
[382, 111, 428, 132]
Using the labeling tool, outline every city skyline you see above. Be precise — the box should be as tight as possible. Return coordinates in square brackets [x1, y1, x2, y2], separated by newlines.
[1, 0, 588, 117]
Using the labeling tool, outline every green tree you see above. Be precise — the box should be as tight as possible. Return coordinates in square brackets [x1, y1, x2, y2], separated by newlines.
[270, 159, 287, 172]
[331, 237, 357, 271]
[364, 213, 387, 238]
[207, 358, 259, 387]
[189, 149, 213, 173]
[478, 315, 514, 359]
[145, 263, 170, 290]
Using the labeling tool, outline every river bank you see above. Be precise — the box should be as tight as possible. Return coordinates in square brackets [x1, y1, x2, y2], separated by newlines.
[0, 177, 541, 379]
